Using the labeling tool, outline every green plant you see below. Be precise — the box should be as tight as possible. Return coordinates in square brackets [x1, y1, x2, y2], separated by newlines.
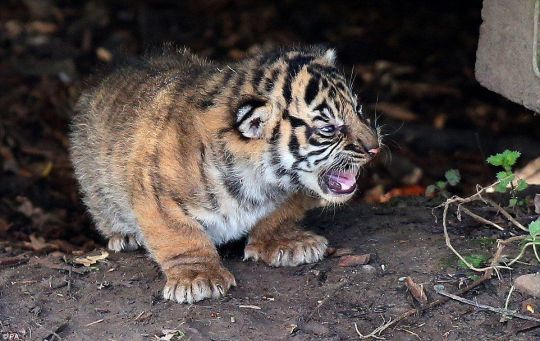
[435, 149, 538, 275]
[507, 220, 540, 265]
[529, 220, 540, 239]
[486, 150, 528, 207]
[458, 254, 488, 269]
[426, 169, 461, 198]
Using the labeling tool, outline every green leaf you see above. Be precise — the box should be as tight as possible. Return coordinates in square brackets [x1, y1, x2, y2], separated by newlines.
[487, 150, 521, 168]
[529, 221, 540, 239]
[509, 198, 518, 207]
[495, 171, 514, 192]
[516, 179, 528, 192]
[496, 171, 511, 181]
[436, 181, 447, 190]
[444, 169, 461, 186]
[495, 182, 508, 193]
[487, 154, 504, 167]
[458, 254, 488, 269]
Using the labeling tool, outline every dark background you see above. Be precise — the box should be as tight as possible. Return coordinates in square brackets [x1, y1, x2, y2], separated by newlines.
[1, 0, 538, 249]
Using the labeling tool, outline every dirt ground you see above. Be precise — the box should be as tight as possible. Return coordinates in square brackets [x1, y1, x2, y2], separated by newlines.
[1, 199, 538, 340]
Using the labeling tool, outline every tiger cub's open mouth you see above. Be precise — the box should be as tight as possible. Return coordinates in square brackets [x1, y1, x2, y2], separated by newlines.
[319, 169, 358, 195]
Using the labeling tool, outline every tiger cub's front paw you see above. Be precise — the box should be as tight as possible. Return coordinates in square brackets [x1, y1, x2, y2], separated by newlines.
[163, 262, 236, 304]
[244, 230, 328, 267]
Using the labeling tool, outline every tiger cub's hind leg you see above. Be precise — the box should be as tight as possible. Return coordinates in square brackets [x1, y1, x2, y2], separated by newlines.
[107, 233, 141, 252]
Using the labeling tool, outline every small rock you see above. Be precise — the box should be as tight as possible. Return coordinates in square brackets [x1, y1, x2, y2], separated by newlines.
[360, 265, 377, 274]
[514, 274, 540, 297]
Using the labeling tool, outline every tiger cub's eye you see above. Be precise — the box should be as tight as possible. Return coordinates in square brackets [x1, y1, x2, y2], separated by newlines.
[319, 125, 336, 134]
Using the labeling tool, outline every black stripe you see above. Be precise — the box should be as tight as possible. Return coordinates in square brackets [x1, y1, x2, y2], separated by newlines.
[308, 64, 340, 78]
[235, 98, 265, 126]
[304, 76, 320, 105]
[321, 78, 329, 88]
[288, 115, 309, 128]
[197, 72, 227, 110]
[252, 68, 265, 91]
[236, 106, 257, 126]
[219, 143, 260, 207]
[313, 101, 335, 120]
[343, 144, 364, 154]
[329, 86, 337, 98]
[309, 139, 333, 147]
[306, 147, 331, 157]
[264, 68, 280, 93]
[289, 172, 301, 186]
[170, 192, 190, 216]
[283, 55, 315, 105]
[288, 55, 315, 75]
[149, 146, 164, 211]
[227, 71, 246, 109]
[270, 121, 281, 144]
[312, 115, 330, 122]
[288, 133, 301, 158]
[217, 127, 233, 138]
[261, 49, 283, 66]
[314, 139, 342, 166]
[199, 144, 219, 210]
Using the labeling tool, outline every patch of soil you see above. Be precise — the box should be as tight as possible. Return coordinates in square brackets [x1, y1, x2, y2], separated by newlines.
[2, 200, 537, 340]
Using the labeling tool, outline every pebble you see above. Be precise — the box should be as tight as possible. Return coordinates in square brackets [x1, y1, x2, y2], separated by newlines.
[360, 265, 377, 274]
[514, 273, 540, 297]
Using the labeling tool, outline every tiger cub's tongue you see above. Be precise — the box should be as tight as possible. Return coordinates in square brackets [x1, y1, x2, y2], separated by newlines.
[326, 170, 357, 194]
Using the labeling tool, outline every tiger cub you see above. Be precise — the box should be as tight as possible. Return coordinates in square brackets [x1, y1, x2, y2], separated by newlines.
[70, 46, 380, 303]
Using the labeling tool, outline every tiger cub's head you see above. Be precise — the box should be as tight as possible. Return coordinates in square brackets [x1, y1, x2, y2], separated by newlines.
[233, 47, 380, 203]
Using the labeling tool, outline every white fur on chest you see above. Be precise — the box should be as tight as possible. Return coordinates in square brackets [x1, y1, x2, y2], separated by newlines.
[195, 200, 278, 245]
[193, 162, 289, 245]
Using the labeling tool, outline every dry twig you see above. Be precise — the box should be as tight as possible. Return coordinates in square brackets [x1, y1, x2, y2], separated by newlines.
[434, 288, 540, 323]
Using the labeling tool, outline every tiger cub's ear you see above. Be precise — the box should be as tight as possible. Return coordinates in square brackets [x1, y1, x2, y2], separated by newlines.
[234, 98, 270, 139]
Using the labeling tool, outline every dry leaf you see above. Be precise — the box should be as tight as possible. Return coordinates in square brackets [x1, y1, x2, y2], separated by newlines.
[404, 276, 428, 306]
[74, 250, 109, 267]
[333, 248, 354, 257]
[24, 234, 57, 252]
[160, 329, 185, 341]
[338, 254, 371, 267]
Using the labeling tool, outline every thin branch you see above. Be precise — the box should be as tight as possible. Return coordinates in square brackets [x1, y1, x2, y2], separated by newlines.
[458, 205, 505, 231]
[442, 202, 509, 272]
[484, 197, 528, 232]
[435, 289, 540, 323]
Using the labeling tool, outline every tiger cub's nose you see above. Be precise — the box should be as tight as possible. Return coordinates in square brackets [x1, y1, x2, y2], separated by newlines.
[367, 148, 380, 157]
